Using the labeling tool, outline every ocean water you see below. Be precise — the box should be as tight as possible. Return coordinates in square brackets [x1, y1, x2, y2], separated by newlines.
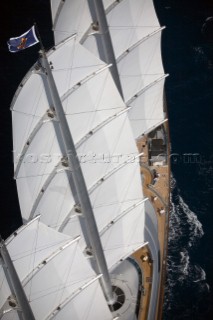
[0, 0, 212, 319]
[156, 1, 213, 318]
[163, 178, 209, 319]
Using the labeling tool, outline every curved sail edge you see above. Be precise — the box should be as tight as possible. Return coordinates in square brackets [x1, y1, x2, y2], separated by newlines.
[0, 220, 113, 320]
[7, 0, 169, 318]
[51, 0, 92, 45]
[14, 110, 143, 222]
[12, 36, 107, 168]
[128, 77, 166, 138]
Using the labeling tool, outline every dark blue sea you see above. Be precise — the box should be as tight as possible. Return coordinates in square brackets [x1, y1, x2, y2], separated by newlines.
[0, 1, 212, 319]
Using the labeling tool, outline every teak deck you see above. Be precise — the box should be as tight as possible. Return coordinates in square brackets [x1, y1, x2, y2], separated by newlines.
[132, 124, 170, 320]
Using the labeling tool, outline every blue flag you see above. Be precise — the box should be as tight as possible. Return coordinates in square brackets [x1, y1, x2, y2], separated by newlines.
[7, 26, 39, 53]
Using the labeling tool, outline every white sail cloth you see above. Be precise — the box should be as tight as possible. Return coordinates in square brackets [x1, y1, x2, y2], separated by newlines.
[51, 0, 166, 138]
[0, 219, 113, 320]
[51, 0, 92, 44]
[11, 35, 145, 271]
[8, 0, 167, 318]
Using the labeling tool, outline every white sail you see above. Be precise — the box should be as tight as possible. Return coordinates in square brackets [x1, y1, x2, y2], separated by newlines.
[0, 219, 113, 319]
[51, 0, 92, 45]
[84, 0, 166, 138]
[52, 0, 166, 138]
[127, 77, 166, 137]
[0, 311, 19, 320]
[105, 0, 161, 55]
[11, 32, 146, 272]
[51, 0, 61, 23]
[6, 0, 168, 319]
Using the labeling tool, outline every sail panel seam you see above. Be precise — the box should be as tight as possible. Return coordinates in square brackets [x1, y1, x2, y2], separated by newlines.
[116, 26, 165, 63]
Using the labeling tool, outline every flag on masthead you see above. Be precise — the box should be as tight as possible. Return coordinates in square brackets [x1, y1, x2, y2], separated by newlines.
[7, 25, 39, 53]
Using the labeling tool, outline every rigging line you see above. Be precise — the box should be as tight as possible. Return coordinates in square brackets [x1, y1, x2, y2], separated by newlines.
[121, 73, 164, 77]
[0, 261, 6, 293]
[80, 68, 111, 141]
[85, 113, 127, 184]
[100, 198, 147, 255]
[63, 35, 77, 114]
[73, 109, 129, 168]
[65, 105, 123, 115]
[97, 113, 134, 181]
[126, 75, 168, 105]
[11, 238, 72, 262]
[11, 69, 44, 117]
[59, 196, 145, 230]
[77, 0, 88, 34]
[52, 0, 65, 30]
[21, 153, 142, 229]
[109, 140, 143, 212]
[28, 126, 58, 209]
[13, 116, 48, 179]
[12, 63, 107, 114]
[93, 197, 145, 209]
[14, 81, 123, 175]
[28, 276, 94, 303]
[87, 152, 143, 195]
[130, 202, 146, 248]
[22, 80, 44, 155]
[32, 125, 58, 206]
[27, 267, 99, 303]
[93, 65, 112, 112]
[90, 178, 142, 209]
[44, 276, 102, 320]
[116, 165, 142, 216]
[28, 167, 66, 221]
[10, 65, 36, 110]
[104, 241, 147, 251]
[109, 242, 149, 271]
[149, 88, 164, 120]
[77, 86, 123, 159]
[16, 172, 53, 179]
[110, 25, 160, 29]
[100, 198, 147, 237]
[108, 0, 155, 28]
[22, 237, 80, 287]
[83, 284, 98, 320]
[35, 151, 142, 231]
[55, 240, 78, 309]
[55, 174, 72, 228]
[116, 26, 165, 64]
[129, 118, 165, 121]
[52, 63, 105, 71]
[52, 29, 74, 34]
[5, 216, 41, 246]
[124, 0, 145, 55]
[12, 109, 42, 118]
[28, 216, 40, 302]
[60, 64, 112, 112]
[105, 0, 125, 15]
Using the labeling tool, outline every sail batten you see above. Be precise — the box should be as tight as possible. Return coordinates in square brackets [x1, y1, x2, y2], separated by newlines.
[13, 116, 52, 177]
[21, 236, 81, 286]
[45, 277, 113, 320]
[1, 221, 113, 320]
[116, 27, 165, 64]
[100, 198, 148, 236]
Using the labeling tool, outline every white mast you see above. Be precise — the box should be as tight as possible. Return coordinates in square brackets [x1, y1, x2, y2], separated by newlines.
[87, 0, 123, 97]
[39, 49, 115, 305]
[0, 237, 35, 320]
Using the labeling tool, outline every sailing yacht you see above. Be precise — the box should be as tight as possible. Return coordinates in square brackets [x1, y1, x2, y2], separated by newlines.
[0, 1, 170, 319]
